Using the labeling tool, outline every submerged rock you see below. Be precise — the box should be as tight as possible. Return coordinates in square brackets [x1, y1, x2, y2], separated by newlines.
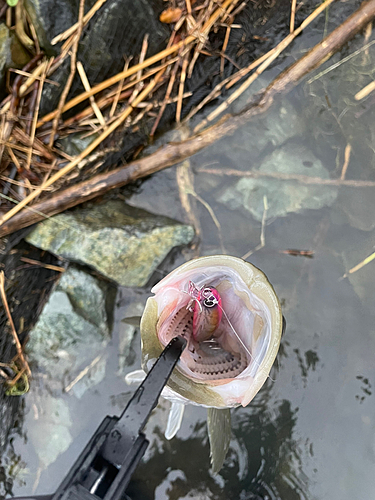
[26, 200, 195, 287]
[341, 236, 375, 312]
[27, 266, 110, 390]
[334, 187, 375, 232]
[198, 97, 305, 170]
[28, 394, 73, 468]
[218, 143, 338, 221]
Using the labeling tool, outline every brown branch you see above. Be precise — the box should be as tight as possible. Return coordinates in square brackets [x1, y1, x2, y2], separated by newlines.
[1, 0, 375, 237]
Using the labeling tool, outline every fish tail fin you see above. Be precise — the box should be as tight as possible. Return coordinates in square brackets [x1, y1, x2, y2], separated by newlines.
[207, 407, 231, 474]
[165, 402, 185, 440]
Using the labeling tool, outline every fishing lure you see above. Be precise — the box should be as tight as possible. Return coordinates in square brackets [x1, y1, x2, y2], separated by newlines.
[187, 281, 222, 342]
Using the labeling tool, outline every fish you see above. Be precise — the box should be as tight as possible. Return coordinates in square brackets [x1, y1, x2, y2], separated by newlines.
[126, 255, 283, 473]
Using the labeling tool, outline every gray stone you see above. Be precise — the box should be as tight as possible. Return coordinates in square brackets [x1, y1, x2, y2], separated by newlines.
[58, 132, 99, 157]
[341, 236, 375, 311]
[27, 267, 109, 384]
[335, 187, 375, 232]
[0, 23, 30, 98]
[24, 0, 94, 51]
[69, 356, 107, 399]
[198, 97, 305, 170]
[28, 395, 72, 468]
[26, 201, 195, 287]
[218, 143, 338, 221]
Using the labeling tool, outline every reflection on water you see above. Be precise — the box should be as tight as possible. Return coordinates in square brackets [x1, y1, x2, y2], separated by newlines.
[4, 6, 375, 500]
[128, 397, 304, 500]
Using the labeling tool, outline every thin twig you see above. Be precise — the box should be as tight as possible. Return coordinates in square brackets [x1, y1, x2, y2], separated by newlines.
[342, 251, 375, 279]
[340, 143, 351, 180]
[242, 195, 268, 259]
[20, 257, 66, 272]
[76, 61, 106, 127]
[150, 58, 179, 136]
[176, 56, 189, 123]
[198, 166, 375, 187]
[290, 0, 297, 33]
[220, 26, 231, 75]
[64, 355, 102, 392]
[51, 0, 108, 44]
[0, 271, 31, 377]
[49, 0, 86, 147]
[355, 79, 375, 100]
[25, 64, 48, 170]
[109, 58, 131, 118]
[307, 39, 375, 84]
[129, 35, 149, 105]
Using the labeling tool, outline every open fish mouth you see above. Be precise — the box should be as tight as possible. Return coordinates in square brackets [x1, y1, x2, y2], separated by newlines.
[160, 305, 248, 381]
[152, 260, 273, 390]
[141, 255, 282, 408]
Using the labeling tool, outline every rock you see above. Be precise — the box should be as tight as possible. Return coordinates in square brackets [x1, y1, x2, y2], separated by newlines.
[29, 0, 169, 114]
[26, 201, 195, 287]
[28, 395, 72, 468]
[198, 97, 305, 170]
[341, 235, 375, 311]
[335, 187, 375, 232]
[127, 167, 187, 222]
[0, 23, 30, 98]
[24, 0, 94, 52]
[27, 267, 110, 389]
[218, 143, 338, 221]
[58, 132, 99, 157]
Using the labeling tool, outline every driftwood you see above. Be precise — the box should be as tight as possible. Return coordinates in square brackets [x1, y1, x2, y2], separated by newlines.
[1, 0, 375, 238]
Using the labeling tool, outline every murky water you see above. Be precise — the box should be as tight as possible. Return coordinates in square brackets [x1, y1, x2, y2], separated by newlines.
[3, 7, 375, 500]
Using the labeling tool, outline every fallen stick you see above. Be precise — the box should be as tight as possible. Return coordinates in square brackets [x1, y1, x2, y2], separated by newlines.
[197, 167, 375, 187]
[0, 0, 374, 237]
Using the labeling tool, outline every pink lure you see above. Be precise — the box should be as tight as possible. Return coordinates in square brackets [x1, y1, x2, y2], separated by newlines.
[187, 281, 222, 342]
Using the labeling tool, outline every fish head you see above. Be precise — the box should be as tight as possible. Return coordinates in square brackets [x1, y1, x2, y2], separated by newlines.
[140, 255, 283, 409]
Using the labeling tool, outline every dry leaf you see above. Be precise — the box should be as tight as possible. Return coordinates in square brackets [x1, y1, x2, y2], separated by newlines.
[160, 7, 183, 24]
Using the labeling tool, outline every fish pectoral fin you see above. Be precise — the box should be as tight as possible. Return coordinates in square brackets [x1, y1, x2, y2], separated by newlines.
[121, 316, 142, 328]
[207, 407, 231, 474]
[125, 369, 146, 385]
[165, 402, 185, 440]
